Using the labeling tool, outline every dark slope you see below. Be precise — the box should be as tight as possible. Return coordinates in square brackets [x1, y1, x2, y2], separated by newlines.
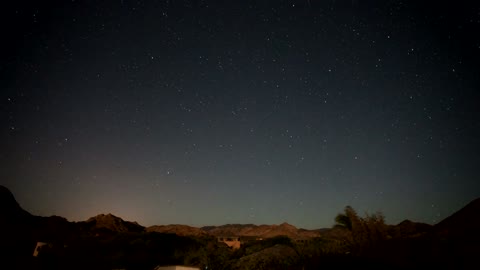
[0, 185, 32, 224]
[434, 198, 480, 238]
[0, 185, 36, 267]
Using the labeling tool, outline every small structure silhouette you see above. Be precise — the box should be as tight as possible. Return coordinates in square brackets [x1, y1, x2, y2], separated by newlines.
[217, 236, 241, 249]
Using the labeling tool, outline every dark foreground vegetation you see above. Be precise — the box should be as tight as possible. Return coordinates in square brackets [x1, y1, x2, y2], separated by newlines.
[1, 185, 479, 270]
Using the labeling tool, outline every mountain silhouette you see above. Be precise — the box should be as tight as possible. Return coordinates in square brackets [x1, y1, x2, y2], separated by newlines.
[388, 219, 432, 238]
[202, 222, 321, 239]
[147, 224, 207, 236]
[434, 198, 480, 239]
[84, 213, 145, 233]
[0, 185, 479, 269]
[0, 185, 32, 225]
[0, 185, 36, 266]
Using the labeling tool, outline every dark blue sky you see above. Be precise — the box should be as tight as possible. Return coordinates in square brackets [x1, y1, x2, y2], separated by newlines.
[2, 0, 480, 229]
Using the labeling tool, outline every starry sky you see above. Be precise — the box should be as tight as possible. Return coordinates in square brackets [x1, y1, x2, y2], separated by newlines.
[1, 0, 480, 229]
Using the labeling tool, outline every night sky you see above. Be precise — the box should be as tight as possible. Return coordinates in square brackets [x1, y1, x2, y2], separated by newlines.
[2, 0, 480, 229]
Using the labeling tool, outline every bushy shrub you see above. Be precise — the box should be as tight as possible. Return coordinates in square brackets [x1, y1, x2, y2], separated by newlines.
[334, 206, 388, 253]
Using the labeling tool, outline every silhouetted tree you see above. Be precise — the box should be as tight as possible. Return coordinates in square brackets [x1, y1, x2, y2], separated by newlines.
[335, 206, 357, 231]
[334, 206, 387, 253]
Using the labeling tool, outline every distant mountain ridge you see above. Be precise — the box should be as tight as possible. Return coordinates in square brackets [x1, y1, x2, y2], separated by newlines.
[201, 222, 321, 239]
[388, 219, 433, 238]
[1, 185, 478, 241]
[84, 213, 145, 233]
[146, 224, 207, 236]
[1, 184, 479, 269]
[0, 185, 324, 239]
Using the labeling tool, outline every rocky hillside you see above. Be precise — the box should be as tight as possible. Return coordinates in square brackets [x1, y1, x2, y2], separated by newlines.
[84, 213, 145, 233]
[147, 224, 207, 236]
[202, 222, 321, 239]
